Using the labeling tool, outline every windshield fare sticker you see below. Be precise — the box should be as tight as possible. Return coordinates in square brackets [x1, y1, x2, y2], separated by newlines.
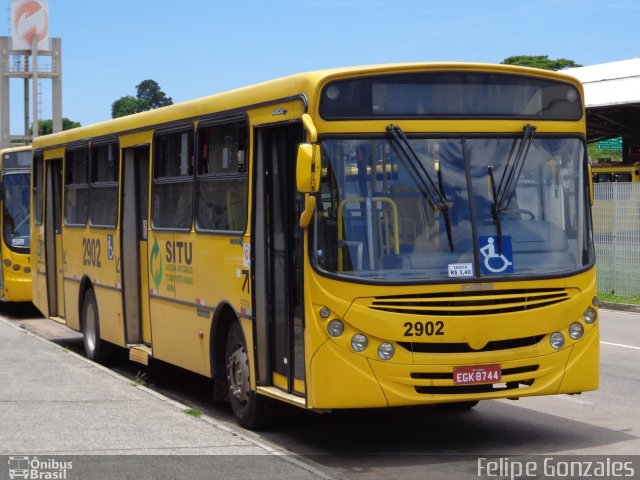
[448, 263, 473, 278]
[479, 236, 514, 274]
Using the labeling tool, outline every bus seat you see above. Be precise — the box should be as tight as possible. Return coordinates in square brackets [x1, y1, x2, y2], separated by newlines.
[389, 185, 431, 249]
[506, 219, 569, 253]
[226, 186, 247, 231]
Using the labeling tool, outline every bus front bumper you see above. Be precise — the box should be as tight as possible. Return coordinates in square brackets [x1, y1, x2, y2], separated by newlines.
[307, 326, 599, 409]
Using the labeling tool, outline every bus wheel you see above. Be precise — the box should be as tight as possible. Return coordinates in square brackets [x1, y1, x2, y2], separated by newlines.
[82, 289, 109, 363]
[225, 322, 270, 429]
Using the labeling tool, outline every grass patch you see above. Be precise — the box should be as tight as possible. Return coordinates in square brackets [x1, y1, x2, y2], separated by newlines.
[598, 292, 640, 305]
[131, 371, 149, 387]
[183, 408, 203, 418]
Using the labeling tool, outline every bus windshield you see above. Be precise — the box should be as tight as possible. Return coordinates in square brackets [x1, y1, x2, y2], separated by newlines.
[3, 172, 30, 251]
[313, 135, 593, 282]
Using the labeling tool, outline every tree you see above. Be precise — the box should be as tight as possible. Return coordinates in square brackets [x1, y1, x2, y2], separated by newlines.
[501, 55, 582, 71]
[31, 117, 81, 135]
[136, 79, 173, 109]
[111, 79, 173, 118]
[111, 95, 150, 118]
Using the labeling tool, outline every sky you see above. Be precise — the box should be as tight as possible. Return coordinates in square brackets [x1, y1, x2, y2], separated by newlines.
[2, 0, 639, 134]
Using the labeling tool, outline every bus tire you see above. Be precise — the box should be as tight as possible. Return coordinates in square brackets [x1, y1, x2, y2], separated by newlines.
[81, 289, 110, 363]
[225, 321, 270, 429]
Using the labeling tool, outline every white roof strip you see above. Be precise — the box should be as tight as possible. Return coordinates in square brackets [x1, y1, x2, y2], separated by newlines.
[565, 58, 640, 107]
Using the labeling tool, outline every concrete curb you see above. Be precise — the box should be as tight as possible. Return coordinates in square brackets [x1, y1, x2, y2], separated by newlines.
[600, 302, 640, 314]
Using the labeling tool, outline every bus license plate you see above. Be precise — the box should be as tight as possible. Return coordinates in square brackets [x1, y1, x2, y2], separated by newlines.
[453, 364, 501, 385]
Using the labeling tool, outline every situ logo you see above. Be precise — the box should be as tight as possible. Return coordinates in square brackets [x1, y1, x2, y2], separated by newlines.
[150, 238, 163, 291]
[11, 0, 50, 51]
[149, 238, 194, 291]
[8, 456, 73, 479]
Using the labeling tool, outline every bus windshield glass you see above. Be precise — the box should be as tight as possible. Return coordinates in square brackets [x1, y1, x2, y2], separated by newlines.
[3, 172, 30, 251]
[313, 135, 593, 282]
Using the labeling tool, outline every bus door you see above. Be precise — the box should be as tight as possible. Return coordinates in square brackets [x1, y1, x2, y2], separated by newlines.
[121, 145, 151, 345]
[44, 159, 64, 317]
[254, 124, 305, 395]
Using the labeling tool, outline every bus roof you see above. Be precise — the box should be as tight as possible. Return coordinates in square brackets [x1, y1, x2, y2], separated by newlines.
[33, 62, 583, 149]
[0, 145, 32, 153]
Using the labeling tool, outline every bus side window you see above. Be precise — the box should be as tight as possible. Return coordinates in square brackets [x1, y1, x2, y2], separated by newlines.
[593, 173, 612, 183]
[89, 141, 119, 227]
[613, 172, 631, 182]
[196, 120, 248, 232]
[65, 147, 89, 226]
[152, 129, 194, 230]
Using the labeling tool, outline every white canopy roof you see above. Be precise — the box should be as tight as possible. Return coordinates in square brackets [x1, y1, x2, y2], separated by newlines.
[565, 58, 640, 108]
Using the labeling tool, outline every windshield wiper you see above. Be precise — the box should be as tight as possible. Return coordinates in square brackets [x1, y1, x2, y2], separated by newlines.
[386, 125, 454, 252]
[387, 125, 447, 210]
[488, 124, 536, 253]
[496, 124, 536, 212]
[435, 160, 454, 253]
[487, 164, 503, 253]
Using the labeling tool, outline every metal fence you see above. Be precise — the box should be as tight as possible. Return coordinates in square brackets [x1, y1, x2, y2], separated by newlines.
[592, 182, 640, 296]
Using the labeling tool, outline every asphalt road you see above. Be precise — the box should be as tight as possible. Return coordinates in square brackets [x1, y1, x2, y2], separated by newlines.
[2, 303, 638, 479]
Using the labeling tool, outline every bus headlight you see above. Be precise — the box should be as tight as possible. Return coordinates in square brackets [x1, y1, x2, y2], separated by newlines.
[592, 296, 600, 307]
[583, 307, 597, 324]
[327, 319, 344, 337]
[351, 334, 368, 352]
[550, 332, 565, 350]
[377, 343, 394, 360]
[569, 322, 584, 340]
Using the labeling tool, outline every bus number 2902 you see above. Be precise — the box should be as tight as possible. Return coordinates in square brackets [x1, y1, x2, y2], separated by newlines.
[83, 238, 102, 267]
[403, 321, 444, 337]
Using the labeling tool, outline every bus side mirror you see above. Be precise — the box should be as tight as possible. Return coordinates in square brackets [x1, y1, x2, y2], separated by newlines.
[296, 143, 321, 193]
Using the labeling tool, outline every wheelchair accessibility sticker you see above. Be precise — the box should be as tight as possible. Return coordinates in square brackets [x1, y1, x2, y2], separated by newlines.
[479, 236, 514, 274]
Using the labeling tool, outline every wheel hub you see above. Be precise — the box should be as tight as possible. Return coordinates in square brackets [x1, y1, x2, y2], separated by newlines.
[227, 346, 250, 404]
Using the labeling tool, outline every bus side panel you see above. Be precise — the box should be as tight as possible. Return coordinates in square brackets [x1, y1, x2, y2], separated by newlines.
[62, 281, 80, 330]
[62, 227, 125, 343]
[188, 233, 250, 374]
[61, 228, 83, 330]
[94, 285, 125, 347]
[150, 299, 211, 376]
[147, 231, 210, 376]
[32, 225, 49, 317]
[148, 230, 248, 377]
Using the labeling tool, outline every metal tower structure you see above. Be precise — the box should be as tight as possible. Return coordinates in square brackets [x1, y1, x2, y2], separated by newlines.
[0, 0, 61, 147]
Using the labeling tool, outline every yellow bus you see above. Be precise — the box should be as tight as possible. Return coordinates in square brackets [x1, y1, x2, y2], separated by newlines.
[1, 146, 32, 302]
[592, 162, 640, 184]
[31, 63, 599, 428]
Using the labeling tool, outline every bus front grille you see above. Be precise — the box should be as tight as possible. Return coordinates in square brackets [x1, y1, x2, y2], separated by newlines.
[369, 288, 570, 316]
[398, 335, 544, 353]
